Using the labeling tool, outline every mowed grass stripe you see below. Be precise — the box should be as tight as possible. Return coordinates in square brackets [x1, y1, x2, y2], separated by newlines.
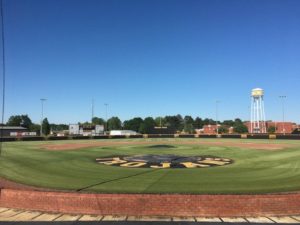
[0, 139, 300, 194]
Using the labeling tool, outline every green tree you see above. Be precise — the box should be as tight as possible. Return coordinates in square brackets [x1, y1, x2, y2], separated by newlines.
[184, 123, 195, 134]
[50, 124, 68, 131]
[42, 118, 51, 135]
[164, 114, 184, 132]
[7, 115, 32, 128]
[233, 124, 248, 133]
[107, 117, 122, 130]
[91, 117, 105, 125]
[234, 118, 243, 125]
[183, 115, 194, 133]
[222, 120, 235, 127]
[7, 115, 22, 126]
[123, 117, 143, 132]
[184, 115, 194, 124]
[175, 114, 184, 131]
[154, 117, 166, 127]
[29, 124, 41, 133]
[203, 118, 215, 125]
[139, 117, 156, 134]
[268, 126, 276, 134]
[193, 117, 203, 129]
[81, 121, 92, 126]
[218, 126, 229, 134]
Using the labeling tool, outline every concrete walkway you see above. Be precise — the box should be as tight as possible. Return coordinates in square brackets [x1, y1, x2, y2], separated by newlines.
[0, 207, 300, 223]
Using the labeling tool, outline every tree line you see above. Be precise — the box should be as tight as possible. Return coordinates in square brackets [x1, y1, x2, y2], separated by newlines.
[5, 115, 66, 135]
[91, 115, 249, 134]
[5, 114, 250, 135]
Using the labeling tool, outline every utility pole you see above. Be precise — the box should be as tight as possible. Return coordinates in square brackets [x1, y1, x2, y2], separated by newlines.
[216, 100, 220, 135]
[0, 0, 6, 156]
[104, 103, 108, 132]
[40, 98, 47, 136]
[160, 116, 162, 134]
[91, 98, 94, 123]
[279, 96, 286, 134]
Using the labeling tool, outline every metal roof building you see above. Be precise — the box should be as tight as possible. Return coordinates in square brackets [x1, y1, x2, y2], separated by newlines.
[0, 126, 28, 137]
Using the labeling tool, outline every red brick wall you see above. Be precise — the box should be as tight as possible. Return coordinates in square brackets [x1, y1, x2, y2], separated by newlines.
[245, 121, 296, 134]
[267, 122, 294, 134]
[1, 189, 300, 216]
[203, 125, 218, 134]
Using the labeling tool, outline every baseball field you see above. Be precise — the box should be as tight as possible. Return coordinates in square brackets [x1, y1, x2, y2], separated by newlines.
[0, 138, 300, 194]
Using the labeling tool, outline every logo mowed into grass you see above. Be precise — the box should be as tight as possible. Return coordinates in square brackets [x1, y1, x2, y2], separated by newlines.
[96, 154, 233, 169]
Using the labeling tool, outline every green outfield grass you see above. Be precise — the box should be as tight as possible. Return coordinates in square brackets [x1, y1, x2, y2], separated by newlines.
[0, 138, 300, 194]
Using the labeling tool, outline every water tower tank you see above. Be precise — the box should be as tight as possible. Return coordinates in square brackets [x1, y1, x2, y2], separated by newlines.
[251, 88, 264, 97]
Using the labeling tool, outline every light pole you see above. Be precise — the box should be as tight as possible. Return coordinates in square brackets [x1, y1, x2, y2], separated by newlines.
[40, 98, 47, 136]
[215, 100, 220, 135]
[0, 0, 6, 157]
[160, 116, 162, 134]
[104, 103, 108, 132]
[91, 98, 94, 123]
[279, 96, 286, 134]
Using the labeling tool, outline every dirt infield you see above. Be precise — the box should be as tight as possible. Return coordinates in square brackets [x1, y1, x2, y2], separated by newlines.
[41, 140, 292, 151]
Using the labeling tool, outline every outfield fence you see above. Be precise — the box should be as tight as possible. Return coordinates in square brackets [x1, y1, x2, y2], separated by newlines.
[1, 134, 300, 142]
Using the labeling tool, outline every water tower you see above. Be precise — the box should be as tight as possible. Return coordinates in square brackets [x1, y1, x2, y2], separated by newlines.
[250, 88, 266, 133]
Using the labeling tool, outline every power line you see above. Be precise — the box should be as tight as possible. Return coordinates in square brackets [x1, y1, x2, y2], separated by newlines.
[0, 0, 6, 156]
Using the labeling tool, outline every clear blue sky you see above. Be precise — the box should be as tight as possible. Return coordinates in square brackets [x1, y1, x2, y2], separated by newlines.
[2, 0, 300, 124]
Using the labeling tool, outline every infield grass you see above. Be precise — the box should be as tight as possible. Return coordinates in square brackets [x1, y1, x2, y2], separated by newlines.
[0, 138, 300, 194]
